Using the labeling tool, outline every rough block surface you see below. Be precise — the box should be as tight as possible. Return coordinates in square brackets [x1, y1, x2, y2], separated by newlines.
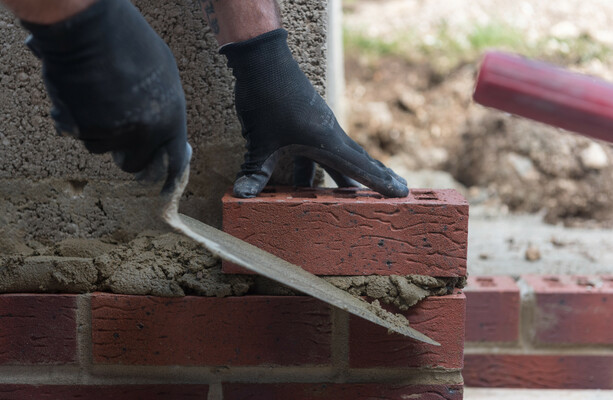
[523, 275, 613, 345]
[0, 385, 208, 399]
[91, 294, 332, 366]
[223, 383, 464, 400]
[464, 276, 520, 342]
[349, 292, 465, 369]
[463, 354, 613, 389]
[0, 294, 77, 365]
[0, 0, 329, 240]
[223, 187, 468, 276]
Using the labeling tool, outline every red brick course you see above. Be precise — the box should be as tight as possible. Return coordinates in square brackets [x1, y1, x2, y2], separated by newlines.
[0, 385, 209, 399]
[349, 292, 465, 369]
[523, 275, 613, 345]
[464, 276, 520, 342]
[463, 354, 613, 389]
[222, 187, 468, 276]
[223, 383, 464, 400]
[91, 294, 332, 366]
[0, 294, 77, 365]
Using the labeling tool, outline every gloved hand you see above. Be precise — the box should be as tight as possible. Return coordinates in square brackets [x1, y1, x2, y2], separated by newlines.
[220, 29, 408, 198]
[21, 0, 191, 194]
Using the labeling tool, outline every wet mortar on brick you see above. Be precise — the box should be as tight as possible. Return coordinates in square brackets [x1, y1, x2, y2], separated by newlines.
[0, 230, 464, 306]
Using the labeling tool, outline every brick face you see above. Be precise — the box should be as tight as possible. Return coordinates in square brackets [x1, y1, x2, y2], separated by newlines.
[524, 275, 613, 344]
[91, 294, 332, 366]
[223, 383, 464, 400]
[349, 293, 465, 369]
[464, 276, 520, 342]
[0, 294, 77, 365]
[0, 385, 208, 399]
[463, 354, 613, 389]
[222, 187, 468, 276]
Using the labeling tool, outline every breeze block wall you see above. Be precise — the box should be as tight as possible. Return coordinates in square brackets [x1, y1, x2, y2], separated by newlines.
[463, 274, 613, 389]
[0, 187, 469, 399]
[0, 0, 328, 245]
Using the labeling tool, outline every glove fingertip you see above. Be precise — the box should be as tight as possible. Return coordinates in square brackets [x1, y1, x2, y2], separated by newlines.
[395, 184, 410, 198]
[233, 175, 266, 198]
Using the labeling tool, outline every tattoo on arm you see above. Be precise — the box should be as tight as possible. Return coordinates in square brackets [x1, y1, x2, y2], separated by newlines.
[199, 0, 220, 35]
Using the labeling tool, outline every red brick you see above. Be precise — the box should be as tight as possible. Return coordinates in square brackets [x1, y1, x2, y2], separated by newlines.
[223, 383, 463, 400]
[349, 292, 465, 369]
[0, 385, 208, 399]
[222, 187, 468, 276]
[464, 276, 520, 342]
[0, 294, 77, 365]
[523, 275, 613, 344]
[464, 354, 613, 389]
[91, 294, 332, 366]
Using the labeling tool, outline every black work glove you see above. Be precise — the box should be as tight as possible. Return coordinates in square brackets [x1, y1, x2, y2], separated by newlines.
[220, 29, 408, 198]
[21, 0, 191, 194]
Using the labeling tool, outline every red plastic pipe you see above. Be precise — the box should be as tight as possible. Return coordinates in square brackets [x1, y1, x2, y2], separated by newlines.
[473, 51, 613, 144]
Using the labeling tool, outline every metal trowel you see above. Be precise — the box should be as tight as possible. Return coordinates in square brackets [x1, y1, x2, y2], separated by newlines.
[162, 168, 439, 346]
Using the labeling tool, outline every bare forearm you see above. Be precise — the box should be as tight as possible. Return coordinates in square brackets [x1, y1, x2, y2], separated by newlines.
[1, 0, 97, 24]
[198, 0, 282, 45]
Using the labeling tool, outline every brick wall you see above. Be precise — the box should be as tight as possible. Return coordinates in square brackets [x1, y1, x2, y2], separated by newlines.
[0, 293, 464, 400]
[0, 187, 468, 399]
[5, 185, 610, 393]
[464, 275, 613, 389]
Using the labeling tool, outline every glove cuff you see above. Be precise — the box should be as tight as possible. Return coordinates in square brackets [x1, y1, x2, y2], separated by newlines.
[219, 28, 295, 80]
[220, 28, 311, 112]
[21, 0, 113, 55]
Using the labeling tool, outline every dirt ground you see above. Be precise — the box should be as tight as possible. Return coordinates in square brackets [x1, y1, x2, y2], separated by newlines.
[344, 0, 613, 227]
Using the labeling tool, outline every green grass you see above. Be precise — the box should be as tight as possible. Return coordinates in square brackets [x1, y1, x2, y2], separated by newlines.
[343, 28, 408, 59]
[468, 24, 526, 52]
[344, 21, 613, 70]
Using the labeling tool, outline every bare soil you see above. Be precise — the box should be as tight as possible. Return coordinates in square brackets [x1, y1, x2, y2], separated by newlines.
[344, 0, 613, 227]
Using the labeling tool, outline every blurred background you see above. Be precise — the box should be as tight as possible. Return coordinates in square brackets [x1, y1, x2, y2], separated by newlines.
[340, 0, 613, 277]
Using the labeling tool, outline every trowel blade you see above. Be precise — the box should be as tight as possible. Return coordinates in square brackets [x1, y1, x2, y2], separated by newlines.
[161, 170, 439, 346]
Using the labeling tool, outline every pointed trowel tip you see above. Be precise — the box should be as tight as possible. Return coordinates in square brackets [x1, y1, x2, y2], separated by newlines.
[395, 325, 440, 346]
[414, 332, 441, 346]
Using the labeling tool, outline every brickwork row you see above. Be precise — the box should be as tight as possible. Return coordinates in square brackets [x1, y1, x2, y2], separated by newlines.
[0, 292, 464, 400]
[463, 275, 613, 389]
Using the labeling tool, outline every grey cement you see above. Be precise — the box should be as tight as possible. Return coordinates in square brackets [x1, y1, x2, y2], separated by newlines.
[468, 206, 613, 276]
[0, 0, 329, 242]
[0, 227, 462, 303]
[464, 389, 613, 400]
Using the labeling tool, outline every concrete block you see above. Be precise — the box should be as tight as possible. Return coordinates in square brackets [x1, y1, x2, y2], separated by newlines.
[0, 0, 329, 241]
[222, 187, 468, 276]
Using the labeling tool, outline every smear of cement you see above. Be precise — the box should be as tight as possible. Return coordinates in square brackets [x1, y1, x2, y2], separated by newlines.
[325, 274, 465, 311]
[0, 229, 253, 297]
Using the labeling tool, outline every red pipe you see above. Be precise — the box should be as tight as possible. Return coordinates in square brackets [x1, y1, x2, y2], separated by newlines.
[473, 51, 613, 144]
